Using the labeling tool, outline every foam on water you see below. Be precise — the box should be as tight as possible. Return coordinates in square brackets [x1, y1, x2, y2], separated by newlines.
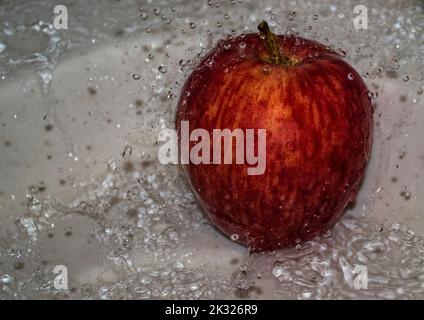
[0, 0, 424, 299]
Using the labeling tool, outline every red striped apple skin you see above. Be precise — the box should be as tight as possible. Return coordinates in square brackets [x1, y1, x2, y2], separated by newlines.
[175, 32, 373, 251]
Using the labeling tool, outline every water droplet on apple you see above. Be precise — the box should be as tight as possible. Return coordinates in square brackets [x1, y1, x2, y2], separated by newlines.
[347, 73, 354, 80]
[286, 141, 295, 151]
[223, 43, 231, 50]
[348, 192, 357, 202]
[230, 234, 239, 241]
[338, 49, 347, 57]
[262, 64, 271, 73]
[295, 244, 302, 250]
[239, 42, 246, 49]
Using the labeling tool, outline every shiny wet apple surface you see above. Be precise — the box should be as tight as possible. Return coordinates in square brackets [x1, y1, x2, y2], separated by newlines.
[175, 22, 373, 251]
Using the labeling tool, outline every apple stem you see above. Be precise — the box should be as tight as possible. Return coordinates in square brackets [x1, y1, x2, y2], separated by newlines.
[258, 21, 292, 66]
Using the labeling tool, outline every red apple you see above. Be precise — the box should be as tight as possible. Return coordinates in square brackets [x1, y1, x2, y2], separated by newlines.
[175, 21, 373, 251]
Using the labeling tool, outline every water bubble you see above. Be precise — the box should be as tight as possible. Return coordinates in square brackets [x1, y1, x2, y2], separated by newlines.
[10, 248, 23, 258]
[158, 65, 168, 73]
[295, 244, 302, 250]
[0, 41, 6, 53]
[139, 10, 148, 20]
[173, 260, 185, 270]
[121, 145, 132, 158]
[400, 190, 411, 200]
[313, 14, 318, 20]
[224, 43, 231, 50]
[98, 287, 110, 299]
[235, 278, 250, 291]
[153, 8, 161, 15]
[39, 70, 52, 85]
[368, 91, 378, 99]
[107, 158, 118, 172]
[391, 61, 400, 70]
[1, 121, 6, 127]
[80, 283, 92, 297]
[347, 73, 354, 80]
[402, 75, 410, 82]
[323, 229, 332, 238]
[272, 262, 293, 282]
[224, 13, 230, 20]
[126, 190, 136, 201]
[64, 226, 73, 236]
[132, 73, 141, 80]
[272, 263, 285, 278]
[230, 234, 239, 241]
[0, 274, 14, 285]
[189, 22, 196, 29]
